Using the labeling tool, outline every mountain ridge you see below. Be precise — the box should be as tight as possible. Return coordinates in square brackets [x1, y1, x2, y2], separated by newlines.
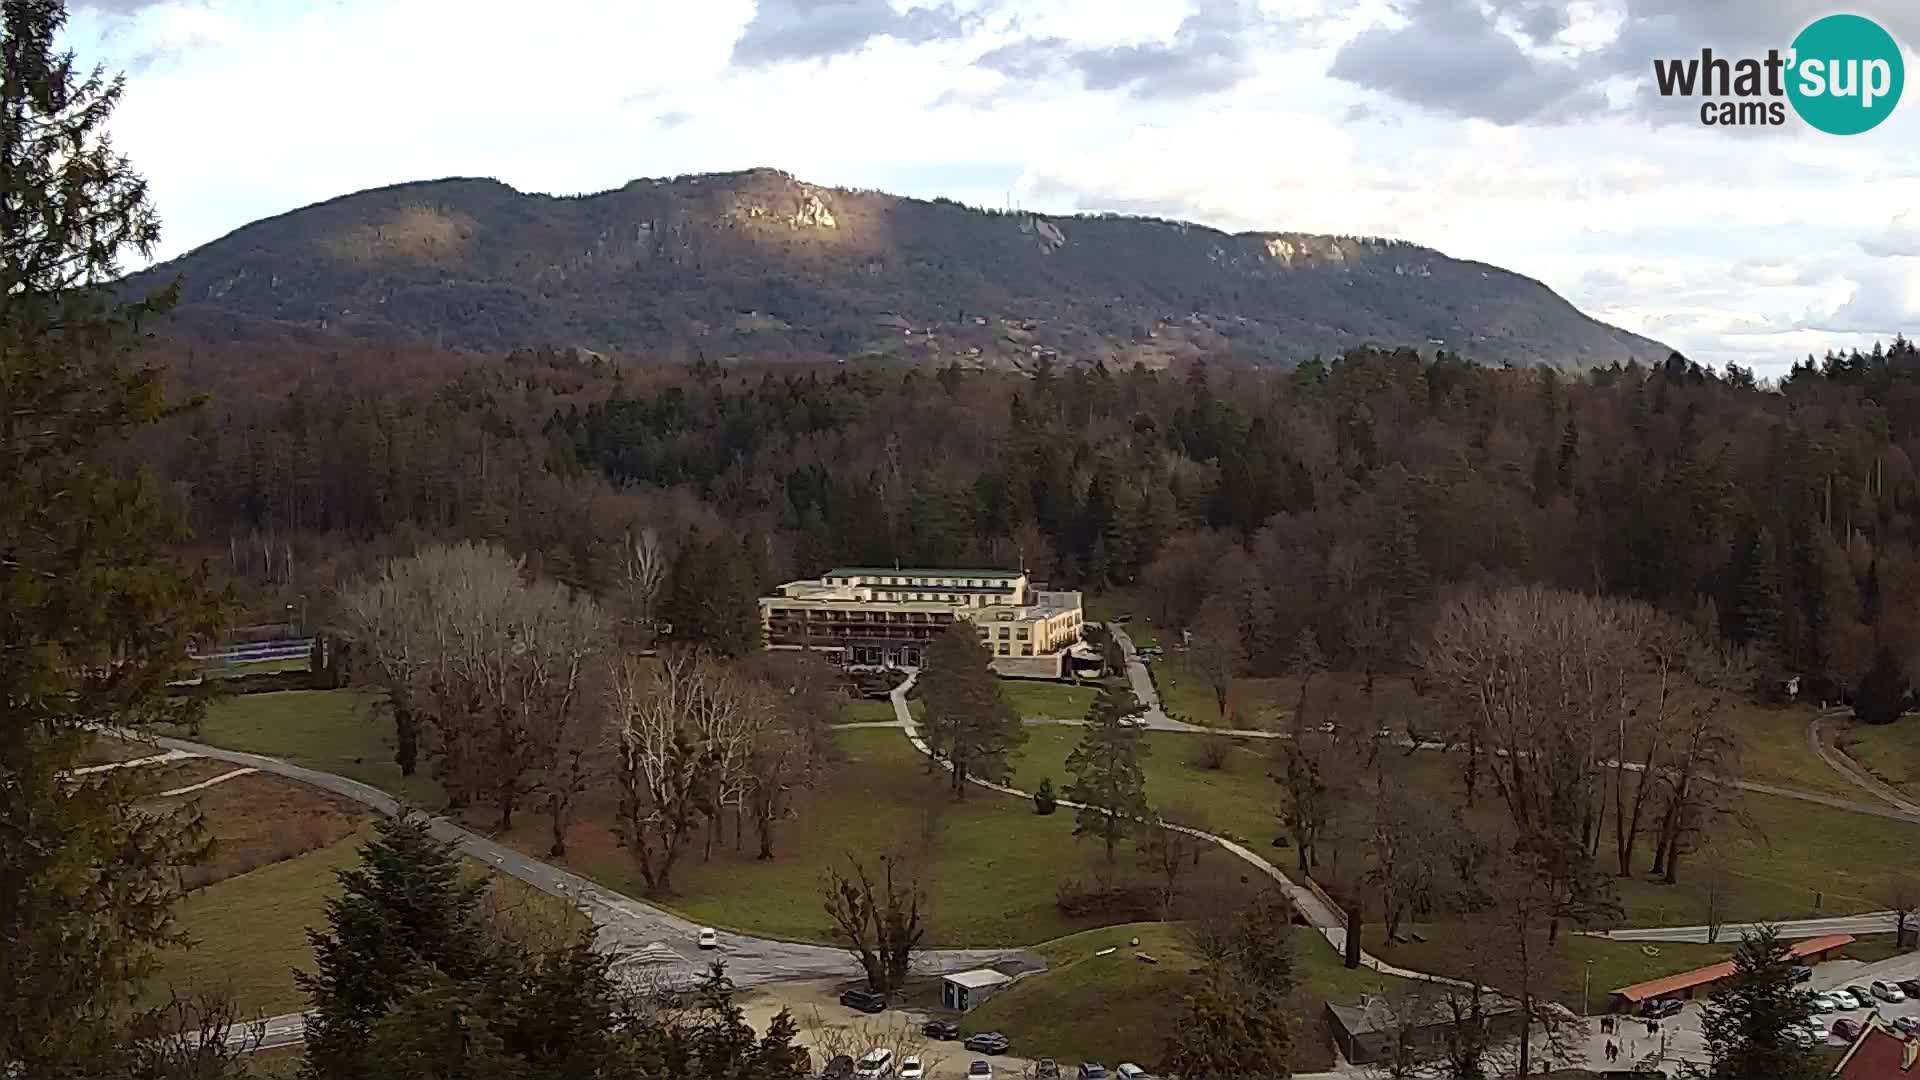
[133, 166, 1671, 369]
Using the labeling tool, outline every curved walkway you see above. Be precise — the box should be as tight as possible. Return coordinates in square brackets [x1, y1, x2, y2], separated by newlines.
[883, 674, 1470, 991]
[141, 731, 1038, 991]
[1809, 712, 1920, 815]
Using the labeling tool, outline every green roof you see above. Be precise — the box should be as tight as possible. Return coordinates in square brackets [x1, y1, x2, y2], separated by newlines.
[825, 567, 1024, 579]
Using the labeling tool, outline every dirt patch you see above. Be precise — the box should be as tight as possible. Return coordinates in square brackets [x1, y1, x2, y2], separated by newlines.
[165, 773, 367, 891]
[76, 735, 165, 764]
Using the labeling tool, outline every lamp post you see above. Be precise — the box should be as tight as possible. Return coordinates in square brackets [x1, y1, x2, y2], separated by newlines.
[1584, 959, 1594, 1019]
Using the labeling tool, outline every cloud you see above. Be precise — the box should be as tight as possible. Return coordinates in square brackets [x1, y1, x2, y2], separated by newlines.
[1803, 260, 1920, 333]
[1329, 0, 1606, 124]
[656, 110, 694, 129]
[966, 0, 1273, 101]
[729, 0, 976, 66]
[1865, 212, 1920, 258]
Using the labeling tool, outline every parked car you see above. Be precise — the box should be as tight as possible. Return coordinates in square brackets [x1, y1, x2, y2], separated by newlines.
[922, 1020, 960, 1041]
[1849, 985, 1876, 1007]
[697, 927, 719, 950]
[1834, 1018, 1864, 1042]
[1831, 988, 1863, 1009]
[1115, 1067, 1150, 1080]
[1640, 998, 1684, 1018]
[838, 988, 887, 1014]
[967, 1062, 993, 1079]
[898, 1056, 925, 1080]
[963, 1032, 1010, 1055]
[852, 1048, 893, 1080]
[821, 1055, 856, 1080]
[1786, 1023, 1815, 1048]
[1896, 1016, 1920, 1036]
[1899, 978, 1920, 997]
[1873, 979, 1907, 1003]
[1034, 1060, 1060, 1079]
[1077, 1065, 1108, 1080]
[1790, 965, 1813, 983]
[1812, 993, 1839, 1012]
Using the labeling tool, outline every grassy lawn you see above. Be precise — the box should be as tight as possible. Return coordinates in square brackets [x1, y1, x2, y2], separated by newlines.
[182, 690, 444, 808]
[493, 728, 1245, 948]
[147, 826, 591, 1020]
[1085, 593, 1159, 649]
[147, 828, 371, 1016]
[843, 698, 911, 724]
[961, 921, 1416, 1073]
[1716, 700, 1859, 800]
[1001, 679, 1107, 720]
[1009, 725, 1281, 848]
[1149, 661, 1429, 734]
[1836, 717, 1920, 799]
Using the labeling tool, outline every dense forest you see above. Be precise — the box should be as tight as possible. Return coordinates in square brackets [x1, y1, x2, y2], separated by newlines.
[148, 336, 1920, 700]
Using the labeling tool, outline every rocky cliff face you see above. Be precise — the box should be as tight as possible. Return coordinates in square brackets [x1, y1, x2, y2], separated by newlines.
[134, 167, 1669, 370]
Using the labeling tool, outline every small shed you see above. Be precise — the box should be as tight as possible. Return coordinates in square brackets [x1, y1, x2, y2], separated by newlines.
[942, 968, 1013, 1012]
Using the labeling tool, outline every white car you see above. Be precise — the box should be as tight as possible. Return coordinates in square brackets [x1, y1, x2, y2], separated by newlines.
[898, 1057, 924, 1080]
[1873, 980, 1907, 1003]
[1830, 989, 1862, 1009]
[1116, 1067, 1150, 1080]
[854, 1048, 893, 1080]
[1786, 1021, 1822, 1048]
[1812, 993, 1840, 1013]
[967, 1062, 993, 1079]
[696, 927, 718, 950]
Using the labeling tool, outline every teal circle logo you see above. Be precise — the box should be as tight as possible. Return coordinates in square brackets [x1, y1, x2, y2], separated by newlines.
[1787, 14, 1904, 135]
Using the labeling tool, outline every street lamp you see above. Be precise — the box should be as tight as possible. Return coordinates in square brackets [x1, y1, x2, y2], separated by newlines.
[1584, 959, 1594, 1019]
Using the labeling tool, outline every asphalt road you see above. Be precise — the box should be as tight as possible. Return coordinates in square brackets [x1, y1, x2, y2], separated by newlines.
[146, 732, 1039, 991]
[1596, 914, 1904, 944]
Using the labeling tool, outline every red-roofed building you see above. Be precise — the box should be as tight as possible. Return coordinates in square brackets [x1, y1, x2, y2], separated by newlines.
[1835, 1014, 1920, 1078]
[1606, 934, 1855, 1012]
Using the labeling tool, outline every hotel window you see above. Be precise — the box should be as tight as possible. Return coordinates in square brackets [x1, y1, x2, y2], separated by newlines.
[1016, 628, 1029, 639]
[996, 643, 1009, 655]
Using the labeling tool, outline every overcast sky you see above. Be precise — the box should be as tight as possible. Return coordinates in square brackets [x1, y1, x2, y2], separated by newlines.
[72, 0, 1920, 375]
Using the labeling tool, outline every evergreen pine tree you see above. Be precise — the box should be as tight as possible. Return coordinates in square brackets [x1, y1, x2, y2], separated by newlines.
[1064, 684, 1152, 861]
[1, 3, 234, 1071]
[1854, 645, 1909, 725]
[1699, 925, 1821, 1080]
[919, 623, 1024, 800]
[298, 814, 490, 1080]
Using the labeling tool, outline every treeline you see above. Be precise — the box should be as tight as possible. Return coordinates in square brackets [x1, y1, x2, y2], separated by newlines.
[149, 338, 1920, 696]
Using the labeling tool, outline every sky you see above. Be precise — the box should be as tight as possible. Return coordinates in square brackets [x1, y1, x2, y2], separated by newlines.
[68, 0, 1920, 376]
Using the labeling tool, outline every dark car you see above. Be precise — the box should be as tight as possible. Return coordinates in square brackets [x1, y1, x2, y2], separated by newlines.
[1790, 965, 1813, 983]
[923, 1020, 961, 1041]
[963, 1032, 1011, 1054]
[1640, 998, 1684, 1018]
[821, 1054, 856, 1079]
[1035, 1060, 1060, 1080]
[1900, 978, 1920, 997]
[837, 988, 886, 1014]
[1078, 1066, 1108, 1080]
[1834, 1018, 1863, 1042]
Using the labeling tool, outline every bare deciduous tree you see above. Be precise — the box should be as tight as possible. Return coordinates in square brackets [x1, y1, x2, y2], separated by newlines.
[821, 854, 926, 997]
[1887, 872, 1920, 949]
[1186, 601, 1243, 726]
[609, 651, 716, 894]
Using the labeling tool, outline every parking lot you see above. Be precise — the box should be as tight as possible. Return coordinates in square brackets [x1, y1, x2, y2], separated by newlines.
[1567, 947, 1920, 1075]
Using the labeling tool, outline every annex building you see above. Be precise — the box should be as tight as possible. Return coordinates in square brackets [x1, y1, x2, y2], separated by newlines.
[759, 567, 1084, 678]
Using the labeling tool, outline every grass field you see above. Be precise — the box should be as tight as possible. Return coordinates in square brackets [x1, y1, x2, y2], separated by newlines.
[147, 825, 592, 1020]
[961, 921, 1418, 1072]
[1836, 718, 1920, 799]
[1369, 923, 1729, 1011]
[498, 728, 1249, 947]
[1008, 725, 1281, 848]
[182, 690, 445, 808]
[1085, 593, 1159, 649]
[209, 656, 312, 679]
[1001, 679, 1108, 720]
[1149, 661, 1431, 734]
[147, 828, 370, 1016]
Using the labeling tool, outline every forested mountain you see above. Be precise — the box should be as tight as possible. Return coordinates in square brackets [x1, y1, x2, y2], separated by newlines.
[132, 167, 1668, 369]
[151, 337, 1920, 705]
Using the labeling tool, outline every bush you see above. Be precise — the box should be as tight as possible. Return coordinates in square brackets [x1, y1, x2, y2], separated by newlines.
[1034, 777, 1058, 815]
[1191, 733, 1231, 771]
[1053, 877, 1159, 920]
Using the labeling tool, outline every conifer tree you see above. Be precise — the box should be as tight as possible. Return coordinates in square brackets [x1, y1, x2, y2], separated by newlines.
[1065, 683, 1151, 861]
[1700, 925, 1821, 1080]
[1, 2, 232, 1071]
[918, 622, 1023, 799]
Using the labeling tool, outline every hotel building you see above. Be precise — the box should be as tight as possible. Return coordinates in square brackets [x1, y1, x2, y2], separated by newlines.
[759, 567, 1085, 678]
